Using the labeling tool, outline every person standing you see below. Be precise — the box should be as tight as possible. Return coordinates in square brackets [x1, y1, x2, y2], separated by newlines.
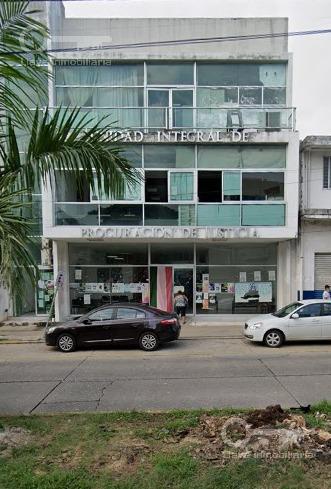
[323, 285, 330, 300]
[174, 289, 188, 323]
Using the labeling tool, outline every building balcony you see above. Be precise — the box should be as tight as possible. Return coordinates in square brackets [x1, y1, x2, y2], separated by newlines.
[54, 106, 296, 132]
[301, 208, 331, 220]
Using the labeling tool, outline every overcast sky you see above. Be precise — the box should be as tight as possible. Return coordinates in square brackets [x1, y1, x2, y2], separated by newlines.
[63, 0, 331, 137]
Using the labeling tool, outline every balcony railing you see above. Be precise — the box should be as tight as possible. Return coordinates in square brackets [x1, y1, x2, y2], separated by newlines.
[53, 106, 296, 131]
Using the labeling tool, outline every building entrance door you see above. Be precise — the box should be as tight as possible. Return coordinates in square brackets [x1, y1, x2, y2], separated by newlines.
[173, 267, 194, 314]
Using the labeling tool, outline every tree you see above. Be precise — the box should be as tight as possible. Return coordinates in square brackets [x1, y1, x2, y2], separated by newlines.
[0, 1, 138, 299]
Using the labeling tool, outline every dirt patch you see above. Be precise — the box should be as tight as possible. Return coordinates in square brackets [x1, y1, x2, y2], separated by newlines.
[90, 440, 151, 475]
[0, 427, 31, 457]
[173, 406, 331, 465]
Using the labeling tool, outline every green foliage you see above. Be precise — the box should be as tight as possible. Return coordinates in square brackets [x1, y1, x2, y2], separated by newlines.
[0, 1, 138, 296]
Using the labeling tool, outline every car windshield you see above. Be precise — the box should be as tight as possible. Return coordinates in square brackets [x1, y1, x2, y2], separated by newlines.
[272, 302, 303, 318]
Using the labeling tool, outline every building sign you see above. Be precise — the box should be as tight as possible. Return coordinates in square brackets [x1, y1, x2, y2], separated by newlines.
[81, 226, 258, 240]
[106, 129, 251, 143]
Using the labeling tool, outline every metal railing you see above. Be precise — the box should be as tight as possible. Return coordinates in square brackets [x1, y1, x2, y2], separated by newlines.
[52, 106, 296, 131]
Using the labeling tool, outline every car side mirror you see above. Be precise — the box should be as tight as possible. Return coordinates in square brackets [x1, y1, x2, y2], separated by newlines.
[82, 319, 92, 325]
[291, 313, 299, 319]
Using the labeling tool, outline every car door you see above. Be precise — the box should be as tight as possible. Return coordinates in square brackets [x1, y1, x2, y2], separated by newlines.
[110, 307, 147, 343]
[75, 307, 115, 345]
[287, 303, 323, 340]
[321, 302, 331, 338]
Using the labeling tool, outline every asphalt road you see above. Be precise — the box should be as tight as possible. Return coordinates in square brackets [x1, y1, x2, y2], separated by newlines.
[1, 338, 331, 414]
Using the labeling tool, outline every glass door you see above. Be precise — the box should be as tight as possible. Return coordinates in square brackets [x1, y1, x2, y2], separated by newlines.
[147, 89, 169, 128]
[173, 267, 194, 314]
[172, 89, 193, 128]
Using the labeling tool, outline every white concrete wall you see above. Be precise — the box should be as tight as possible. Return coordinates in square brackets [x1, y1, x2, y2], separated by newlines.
[52, 17, 289, 61]
[302, 149, 331, 210]
[277, 239, 298, 307]
[301, 221, 331, 291]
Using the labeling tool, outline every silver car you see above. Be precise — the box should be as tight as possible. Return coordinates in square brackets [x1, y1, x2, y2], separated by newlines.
[243, 299, 331, 347]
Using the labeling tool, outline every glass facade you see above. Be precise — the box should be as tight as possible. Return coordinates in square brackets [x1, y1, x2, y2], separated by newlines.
[54, 143, 287, 227]
[68, 243, 277, 315]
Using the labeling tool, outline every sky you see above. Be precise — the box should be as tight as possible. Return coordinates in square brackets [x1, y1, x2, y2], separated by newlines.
[63, 0, 331, 137]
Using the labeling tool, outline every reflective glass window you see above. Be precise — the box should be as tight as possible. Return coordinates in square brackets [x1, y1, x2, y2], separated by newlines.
[242, 172, 284, 201]
[170, 172, 194, 201]
[197, 205, 240, 226]
[55, 63, 144, 86]
[197, 63, 286, 87]
[144, 145, 194, 168]
[242, 204, 285, 226]
[147, 63, 194, 85]
[223, 172, 241, 201]
[151, 244, 194, 264]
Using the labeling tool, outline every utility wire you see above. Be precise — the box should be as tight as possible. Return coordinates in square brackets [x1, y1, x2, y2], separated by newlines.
[7, 27, 331, 56]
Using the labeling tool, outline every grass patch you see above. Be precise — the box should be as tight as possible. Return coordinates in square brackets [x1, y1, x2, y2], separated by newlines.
[0, 403, 330, 489]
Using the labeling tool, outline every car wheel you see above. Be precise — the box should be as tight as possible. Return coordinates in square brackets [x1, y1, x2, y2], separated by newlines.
[139, 331, 159, 351]
[263, 329, 284, 348]
[57, 333, 76, 353]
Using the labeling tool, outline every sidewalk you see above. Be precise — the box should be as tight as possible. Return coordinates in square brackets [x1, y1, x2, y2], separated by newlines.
[0, 321, 243, 344]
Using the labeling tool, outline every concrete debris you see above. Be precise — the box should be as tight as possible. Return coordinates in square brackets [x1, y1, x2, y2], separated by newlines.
[183, 405, 331, 464]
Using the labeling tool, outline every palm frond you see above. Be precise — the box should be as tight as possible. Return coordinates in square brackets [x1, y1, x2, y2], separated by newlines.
[0, 176, 38, 296]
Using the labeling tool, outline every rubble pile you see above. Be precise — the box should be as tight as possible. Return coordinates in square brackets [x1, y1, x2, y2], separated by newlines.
[184, 405, 331, 464]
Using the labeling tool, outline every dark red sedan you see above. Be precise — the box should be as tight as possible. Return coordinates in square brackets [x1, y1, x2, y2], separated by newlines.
[45, 303, 181, 352]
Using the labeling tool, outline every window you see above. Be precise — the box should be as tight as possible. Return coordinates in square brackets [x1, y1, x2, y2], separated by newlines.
[55, 63, 144, 86]
[147, 63, 194, 85]
[197, 63, 286, 87]
[170, 172, 194, 201]
[197, 145, 286, 169]
[145, 171, 168, 202]
[198, 171, 222, 202]
[197, 205, 240, 226]
[322, 303, 331, 316]
[119, 145, 142, 168]
[150, 244, 194, 264]
[273, 302, 302, 318]
[144, 204, 195, 226]
[323, 157, 331, 189]
[89, 308, 114, 321]
[116, 308, 141, 319]
[241, 204, 285, 226]
[197, 87, 238, 106]
[242, 172, 284, 200]
[91, 174, 142, 202]
[223, 172, 240, 201]
[100, 205, 143, 226]
[144, 145, 194, 168]
[297, 304, 322, 318]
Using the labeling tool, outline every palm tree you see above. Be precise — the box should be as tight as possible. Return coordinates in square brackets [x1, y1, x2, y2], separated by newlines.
[0, 1, 138, 302]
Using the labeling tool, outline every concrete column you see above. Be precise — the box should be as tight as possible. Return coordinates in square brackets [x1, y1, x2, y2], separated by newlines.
[53, 241, 70, 321]
[277, 240, 298, 308]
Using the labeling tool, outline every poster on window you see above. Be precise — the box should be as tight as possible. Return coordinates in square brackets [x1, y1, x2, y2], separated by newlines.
[202, 274, 209, 293]
[235, 282, 272, 303]
[254, 271, 262, 282]
[239, 272, 247, 283]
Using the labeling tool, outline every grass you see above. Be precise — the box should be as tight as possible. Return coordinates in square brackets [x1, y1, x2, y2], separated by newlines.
[0, 403, 330, 489]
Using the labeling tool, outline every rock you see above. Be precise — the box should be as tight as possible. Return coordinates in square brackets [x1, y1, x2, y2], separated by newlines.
[314, 429, 331, 444]
[282, 415, 306, 429]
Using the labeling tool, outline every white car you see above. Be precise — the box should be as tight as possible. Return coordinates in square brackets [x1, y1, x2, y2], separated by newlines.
[243, 299, 331, 347]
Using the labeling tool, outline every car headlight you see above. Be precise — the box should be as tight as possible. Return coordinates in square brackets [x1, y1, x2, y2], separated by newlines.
[249, 322, 263, 330]
[46, 326, 57, 334]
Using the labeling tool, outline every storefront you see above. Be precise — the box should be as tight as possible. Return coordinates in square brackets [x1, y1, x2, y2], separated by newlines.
[65, 241, 278, 317]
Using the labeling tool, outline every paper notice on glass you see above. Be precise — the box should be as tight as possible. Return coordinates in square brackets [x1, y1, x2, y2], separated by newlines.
[38, 291, 44, 299]
[84, 294, 91, 305]
[196, 292, 203, 304]
[202, 274, 209, 293]
[214, 283, 221, 293]
[75, 269, 82, 280]
[38, 300, 44, 309]
[202, 298, 209, 310]
[203, 293, 209, 300]
[268, 270, 276, 281]
[228, 283, 235, 294]
[254, 271, 261, 282]
[38, 280, 45, 290]
[112, 283, 125, 294]
[44, 295, 50, 302]
[239, 272, 247, 283]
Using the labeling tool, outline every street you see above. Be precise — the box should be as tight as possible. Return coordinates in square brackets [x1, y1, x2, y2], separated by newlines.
[1, 336, 331, 415]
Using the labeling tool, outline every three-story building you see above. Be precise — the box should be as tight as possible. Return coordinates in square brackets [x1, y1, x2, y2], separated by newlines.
[41, 5, 299, 320]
